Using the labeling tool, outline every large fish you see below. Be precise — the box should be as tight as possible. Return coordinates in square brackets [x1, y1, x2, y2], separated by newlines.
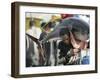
[42, 17, 89, 42]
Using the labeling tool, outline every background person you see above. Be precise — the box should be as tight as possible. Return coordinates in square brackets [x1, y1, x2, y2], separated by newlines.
[58, 28, 73, 65]
[39, 22, 53, 66]
[26, 19, 42, 39]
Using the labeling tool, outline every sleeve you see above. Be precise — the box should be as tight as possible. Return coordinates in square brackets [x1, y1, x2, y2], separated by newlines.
[58, 41, 62, 49]
[39, 32, 47, 41]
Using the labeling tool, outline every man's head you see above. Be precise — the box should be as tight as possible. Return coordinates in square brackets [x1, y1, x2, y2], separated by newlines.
[62, 34, 70, 44]
[60, 28, 70, 44]
[41, 22, 52, 33]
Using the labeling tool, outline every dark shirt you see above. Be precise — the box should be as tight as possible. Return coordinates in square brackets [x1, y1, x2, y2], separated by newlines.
[39, 32, 51, 66]
[58, 41, 73, 58]
[39, 32, 47, 41]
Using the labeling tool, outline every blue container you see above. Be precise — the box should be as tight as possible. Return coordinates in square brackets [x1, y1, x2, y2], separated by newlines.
[81, 56, 89, 64]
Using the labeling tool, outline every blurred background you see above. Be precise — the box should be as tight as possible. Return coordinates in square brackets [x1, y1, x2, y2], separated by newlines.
[25, 13, 90, 31]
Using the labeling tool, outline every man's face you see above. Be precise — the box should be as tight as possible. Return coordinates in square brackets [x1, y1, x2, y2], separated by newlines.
[73, 31, 89, 41]
[45, 26, 50, 33]
[62, 34, 70, 44]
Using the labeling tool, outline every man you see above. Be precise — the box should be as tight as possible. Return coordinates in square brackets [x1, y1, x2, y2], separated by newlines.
[39, 22, 52, 41]
[58, 28, 84, 65]
[39, 22, 53, 66]
[70, 31, 89, 64]
[58, 28, 73, 65]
